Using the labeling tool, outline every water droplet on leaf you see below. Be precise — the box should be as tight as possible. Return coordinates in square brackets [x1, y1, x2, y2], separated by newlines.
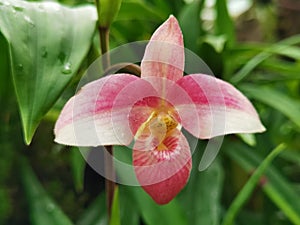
[62, 62, 72, 74]
[46, 203, 55, 212]
[16, 64, 23, 71]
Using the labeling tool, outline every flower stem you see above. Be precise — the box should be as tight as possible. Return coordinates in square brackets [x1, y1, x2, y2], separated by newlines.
[100, 28, 115, 221]
[104, 145, 116, 220]
[103, 62, 141, 77]
[96, 11, 115, 223]
[99, 27, 110, 70]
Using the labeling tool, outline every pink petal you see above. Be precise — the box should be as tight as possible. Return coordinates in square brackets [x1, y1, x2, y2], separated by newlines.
[141, 15, 184, 82]
[133, 129, 192, 205]
[176, 74, 266, 139]
[54, 74, 157, 146]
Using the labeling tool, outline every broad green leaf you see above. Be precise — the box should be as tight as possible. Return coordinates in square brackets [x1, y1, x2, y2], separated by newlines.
[0, 32, 10, 102]
[178, 0, 205, 52]
[20, 158, 74, 225]
[110, 186, 121, 225]
[120, 185, 188, 225]
[76, 193, 107, 225]
[180, 147, 224, 225]
[215, 0, 235, 46]
[240, 84, 300, 128]
[222, 143, 285, 225]
[225, 142, 300, 225]
[0, 0, 97, 144]
[70, 147, 86, 192]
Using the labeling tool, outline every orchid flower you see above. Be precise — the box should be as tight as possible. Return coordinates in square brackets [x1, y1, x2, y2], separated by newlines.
[54, 15, 265, 204]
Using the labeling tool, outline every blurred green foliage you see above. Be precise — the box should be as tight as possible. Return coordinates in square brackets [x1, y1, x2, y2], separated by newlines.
[1, 0, 300, 225]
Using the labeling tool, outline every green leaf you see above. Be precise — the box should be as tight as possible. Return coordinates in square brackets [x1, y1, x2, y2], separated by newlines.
[120, 185, 188, 225]
[0, 32, 10, 103]
[180, 148, 224, 225]
[0, 0, 97, 144]
[215, 0, 235, 46]
[240, 84, 300, 128]
[20, 157, 74, 225]
[225, 142, 300, 225]
[70, 147, 86, 192]
[259, 59, 300, 81]
[231, 35, 300, 83]
[237, 133, 257, 147]
[117, 0, 165, 22]
[110, 186, 121, 225]
[222, 143, 286, 225]
[178, 0, 205, 52]
[119, 187, 140, 225]
[76, 193, 107, 225]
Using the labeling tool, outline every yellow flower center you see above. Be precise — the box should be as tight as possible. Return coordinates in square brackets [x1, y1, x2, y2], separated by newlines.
[135, 110, 178, 151]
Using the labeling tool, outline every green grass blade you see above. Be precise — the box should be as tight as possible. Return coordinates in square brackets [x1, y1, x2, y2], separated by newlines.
[109, 186, 121, 225]
[240, 84, 300, 128]
[76, 193, 107, 225]
[215, 0, 235, 45]
[231, 35, 300, 83]
[222, 143, 286, 225]
[226, 142, 300, 225]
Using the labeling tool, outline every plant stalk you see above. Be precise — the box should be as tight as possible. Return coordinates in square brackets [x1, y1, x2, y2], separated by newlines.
[96, 10, 115, 222]
[104, 145, 116, 221]
[99, 27, 111, 70]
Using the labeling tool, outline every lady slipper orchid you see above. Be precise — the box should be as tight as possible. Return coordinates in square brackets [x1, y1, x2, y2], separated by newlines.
[54, 15, 265, 204]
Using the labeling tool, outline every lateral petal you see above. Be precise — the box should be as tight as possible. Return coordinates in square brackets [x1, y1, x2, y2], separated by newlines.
[141, 15, 184, 81]
[176, 74, 266, 139]
[54, 74, 156, 146]
[133, 129, 192, 204]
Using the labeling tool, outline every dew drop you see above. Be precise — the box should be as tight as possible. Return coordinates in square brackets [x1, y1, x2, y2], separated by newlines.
[16, 64, 23, 71]
[46, 203, 55, 212]
[62, 62, 72, 74]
